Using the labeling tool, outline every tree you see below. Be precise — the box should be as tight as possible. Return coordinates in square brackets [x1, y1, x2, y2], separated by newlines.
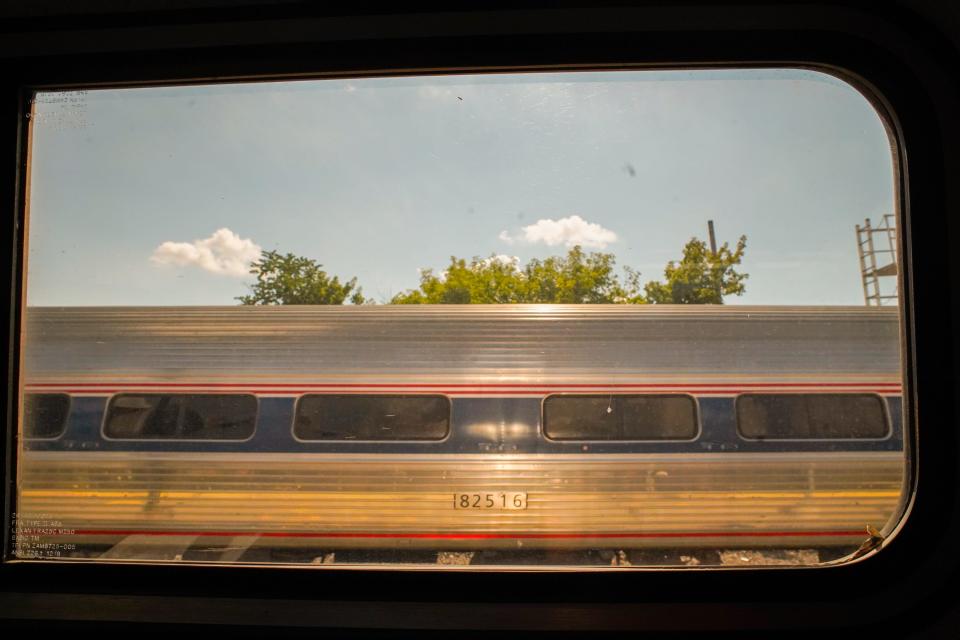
[643, 235, 748, 304]
[390, 246, 644, 304]
[237, 250, 365, 305]
[524, 247, 644, 304]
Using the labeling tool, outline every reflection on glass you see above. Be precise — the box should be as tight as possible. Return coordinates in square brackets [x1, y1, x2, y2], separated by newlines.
[22, 394, 70, 439]
[736, 394, 889, 440]
[103, 394, 257, 440]
[544, 395, 698, 440]
[294, 395, 449, 441]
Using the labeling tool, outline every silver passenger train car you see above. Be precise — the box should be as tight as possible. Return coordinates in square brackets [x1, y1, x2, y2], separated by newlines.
[17, 305, 906, 557]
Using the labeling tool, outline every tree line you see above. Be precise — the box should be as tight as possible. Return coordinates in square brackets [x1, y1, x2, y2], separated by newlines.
[237, 235, 748, 306]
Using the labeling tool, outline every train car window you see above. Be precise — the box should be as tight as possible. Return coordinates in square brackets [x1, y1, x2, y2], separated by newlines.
[103, 394, 257, 440]
[22, 393, 70, 439]
[13, 68, 907, 569]
[294, 395, 449, 440]
[544, 394, 698, 440]
[736, 394, 889, 439]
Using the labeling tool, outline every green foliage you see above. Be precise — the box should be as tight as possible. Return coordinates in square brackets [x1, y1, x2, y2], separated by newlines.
[237, 250, 365, 305]
[643, 235, 748, 304]
[237, 234, 747, 307]
[391, 246, 644, 304]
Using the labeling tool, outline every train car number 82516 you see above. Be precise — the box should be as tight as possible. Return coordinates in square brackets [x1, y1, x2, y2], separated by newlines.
[454, 492, 528, 510]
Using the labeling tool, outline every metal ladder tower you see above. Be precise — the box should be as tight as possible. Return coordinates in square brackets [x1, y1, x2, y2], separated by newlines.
[856, 214, 898, 306]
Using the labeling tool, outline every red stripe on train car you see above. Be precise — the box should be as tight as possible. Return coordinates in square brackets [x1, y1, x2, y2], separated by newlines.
[27, 389, 902, 393]
[27, 390, 904, 397]
[28, 382, 902, 388]
[70, 529, 867, 539]
[25, 383, 904, 395]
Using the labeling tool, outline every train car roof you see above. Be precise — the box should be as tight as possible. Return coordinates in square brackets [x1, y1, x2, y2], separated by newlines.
[22, 305, 900, 380]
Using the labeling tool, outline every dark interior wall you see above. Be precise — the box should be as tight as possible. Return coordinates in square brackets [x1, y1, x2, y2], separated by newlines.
[1, 1, 960, 635]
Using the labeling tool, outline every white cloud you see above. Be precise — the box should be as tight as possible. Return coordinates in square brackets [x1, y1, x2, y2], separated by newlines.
[150, 228, 262, 277]
[499, 215, 617, 249]
[477, 254, 521, 272]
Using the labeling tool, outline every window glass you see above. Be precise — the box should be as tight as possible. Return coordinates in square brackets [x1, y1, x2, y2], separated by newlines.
[103, 394, 257, 440]
[15, 69, 906, 569]
[544, 394, 698, 440]
[294, 395, 450, 441]
[23, 393, 70, 439]
[736, 394, 889, 439]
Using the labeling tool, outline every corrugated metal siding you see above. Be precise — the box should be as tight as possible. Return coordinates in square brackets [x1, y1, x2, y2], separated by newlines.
[22, 305, 901, 382]
[19, 452, 904, 548]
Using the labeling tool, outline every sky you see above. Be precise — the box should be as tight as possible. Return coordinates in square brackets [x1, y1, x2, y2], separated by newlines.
[24, 68, 897, 306]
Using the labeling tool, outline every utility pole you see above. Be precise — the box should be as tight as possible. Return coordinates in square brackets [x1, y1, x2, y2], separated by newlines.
[708, 220, 721, 303]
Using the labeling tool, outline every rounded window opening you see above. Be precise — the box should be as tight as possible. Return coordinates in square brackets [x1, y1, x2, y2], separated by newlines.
[15, 67, 906, 569]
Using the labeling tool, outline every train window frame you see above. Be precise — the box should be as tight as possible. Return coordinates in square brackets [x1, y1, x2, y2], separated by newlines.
[13, 70, 912, 563]
[15, 71, 912, 561]
[20, 393, 70, 441]
[541, 393, 702, 443]
[734, 393, 893, 442]
[5, 1, 959, 634]
[100, 393, 259, 442]
[291, 394, 452, 443]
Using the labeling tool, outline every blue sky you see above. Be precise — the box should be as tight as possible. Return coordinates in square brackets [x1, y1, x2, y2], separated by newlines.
[25, 69, 896, 306]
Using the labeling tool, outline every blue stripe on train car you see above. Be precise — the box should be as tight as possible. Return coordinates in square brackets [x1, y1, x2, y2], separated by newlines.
[23, 395, 903, 454]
